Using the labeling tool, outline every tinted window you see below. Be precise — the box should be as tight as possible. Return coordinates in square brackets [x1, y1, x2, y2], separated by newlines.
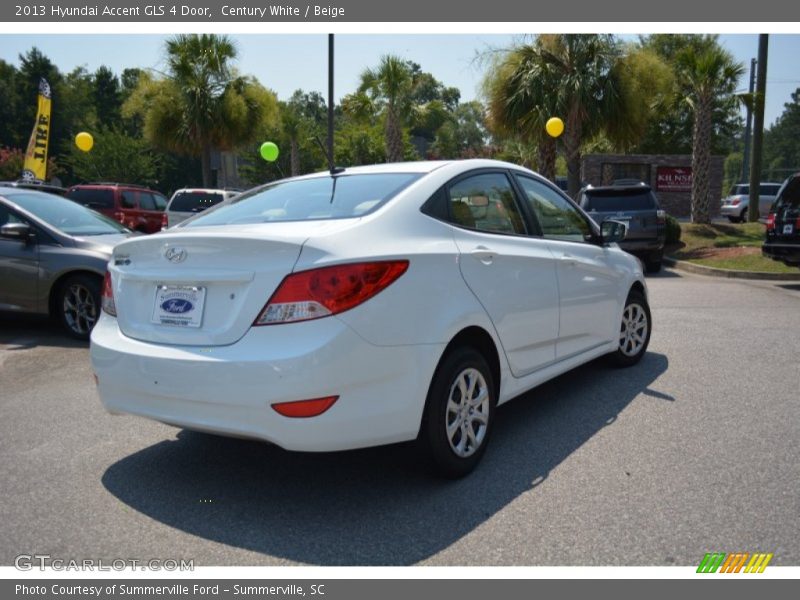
[67, 188, 114, 209]
[153, 193, 167, 210]
[121, 191, 137, 209]
[169, 191, 226, 213]
[517, 176, 591, 242]
[730, 184, 749, 196]
[581, 189, 657, 212]
[7, 192, 128, 236]
[138, 193, 156, 210]
[775, 177, 800, 211]
[447, 173, 525, 235]
[760, 184, 781, 196]
[187, 173, 421, 226]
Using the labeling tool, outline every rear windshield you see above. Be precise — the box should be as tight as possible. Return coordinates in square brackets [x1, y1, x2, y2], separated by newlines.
[775, 178, 800, 212]
[729, 184, 749, 196]
[581, 190, 656, 212]
[67, 188, 115, 209]
[186, 173, 421, 227]
[9, 192, 128, 236]
[169, 191, 226, 213]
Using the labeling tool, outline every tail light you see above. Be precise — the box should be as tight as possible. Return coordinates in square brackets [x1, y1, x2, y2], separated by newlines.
[766, 213, 776, 232]
[254, 260, 409, 326]
[731, 199, 741, 206]
[101, 271, 116, 316]
[161, 213, 168, 230]
[271, 396, 338, 418]
[656, 209, 666, 225]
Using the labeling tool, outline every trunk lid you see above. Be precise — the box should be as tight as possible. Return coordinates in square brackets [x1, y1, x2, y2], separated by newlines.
[108, 222, 350, 346]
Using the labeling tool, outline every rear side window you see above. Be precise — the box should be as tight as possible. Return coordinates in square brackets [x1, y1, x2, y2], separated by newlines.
[120, 191, 137, 209]
[447, 173, 525, 235]
[581, 190, 656, 212]
[138, 193, 156, 210]
[169, 191, 226, 213]
[67, 188, 114, 209]
[760, 184, 781, 196]
[153, 194, 167, 210]
[730, 184, 749, 196]
[187, 173, 421, 226]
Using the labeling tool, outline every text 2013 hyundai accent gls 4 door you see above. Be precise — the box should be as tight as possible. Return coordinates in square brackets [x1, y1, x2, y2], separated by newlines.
[91, 160, 651, 477]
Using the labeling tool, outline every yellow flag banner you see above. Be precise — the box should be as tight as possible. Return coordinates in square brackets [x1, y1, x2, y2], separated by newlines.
[21, 78, 52, 182]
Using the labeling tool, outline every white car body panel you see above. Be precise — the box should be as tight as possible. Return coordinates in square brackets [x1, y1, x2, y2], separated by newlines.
[91, 159, 648, 453]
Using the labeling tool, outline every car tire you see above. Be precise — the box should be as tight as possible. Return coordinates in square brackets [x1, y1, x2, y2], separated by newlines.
[608, 289, 651, 368]
[740, 209, 748, 223]
[645, 254, 662, 274]
[56, 273, 101, 340]
[420, 346, 496, 478]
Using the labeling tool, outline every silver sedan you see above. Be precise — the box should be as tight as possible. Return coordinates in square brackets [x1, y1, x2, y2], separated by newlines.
[0, 188, 135, 339]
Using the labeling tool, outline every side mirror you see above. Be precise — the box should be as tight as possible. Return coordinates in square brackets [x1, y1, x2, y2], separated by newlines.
[600, 219, 627, 245]
[0, 222, 33, 242]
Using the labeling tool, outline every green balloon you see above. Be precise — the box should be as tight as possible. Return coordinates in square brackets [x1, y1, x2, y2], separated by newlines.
[260, 142, 279, 162]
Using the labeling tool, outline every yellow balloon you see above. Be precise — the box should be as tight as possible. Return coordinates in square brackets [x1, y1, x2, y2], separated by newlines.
[545, 117, 564, 138]
[75, 132, 94, 152]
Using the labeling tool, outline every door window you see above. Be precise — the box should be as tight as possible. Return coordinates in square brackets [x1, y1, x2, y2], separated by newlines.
[120, 191, 138, 209]
[516, 176, 591, 242]
[447, 173, 526, 235]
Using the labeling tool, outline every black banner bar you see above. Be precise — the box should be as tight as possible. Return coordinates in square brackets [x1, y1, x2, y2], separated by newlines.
[1, 0, 797, 22]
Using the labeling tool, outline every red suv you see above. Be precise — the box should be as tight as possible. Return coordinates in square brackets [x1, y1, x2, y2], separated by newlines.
[66, 183, 168, 234]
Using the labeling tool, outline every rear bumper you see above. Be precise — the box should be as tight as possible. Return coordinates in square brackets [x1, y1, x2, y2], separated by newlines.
[762, 242, 800, 266]
[618, 238, 664, 254]
[720, 204, 746, 217]
[90, 314, 444, 452]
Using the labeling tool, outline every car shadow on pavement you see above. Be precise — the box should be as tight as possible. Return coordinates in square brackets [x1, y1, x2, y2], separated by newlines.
[0, 314, 86, 350]
[102, 352, 669, 565]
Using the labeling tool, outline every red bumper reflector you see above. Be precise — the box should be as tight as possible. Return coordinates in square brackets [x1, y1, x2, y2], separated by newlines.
[271, 396, 339, 418]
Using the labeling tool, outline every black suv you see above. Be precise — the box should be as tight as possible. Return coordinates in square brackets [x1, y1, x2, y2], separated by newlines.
[763, 174, 800, 268]
[579, 182, 666, 273]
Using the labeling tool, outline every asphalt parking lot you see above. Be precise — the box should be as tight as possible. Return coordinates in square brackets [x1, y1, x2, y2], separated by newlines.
[1, 269, 799, 566]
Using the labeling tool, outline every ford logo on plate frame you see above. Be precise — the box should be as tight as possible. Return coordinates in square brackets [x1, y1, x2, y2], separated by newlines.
[164, 246, 187, 263]
[160, 298, 194, 314]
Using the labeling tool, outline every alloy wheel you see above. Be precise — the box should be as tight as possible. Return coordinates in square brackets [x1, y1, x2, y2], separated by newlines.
[445, 367, 490, 458]
[619, 302, 649, 357]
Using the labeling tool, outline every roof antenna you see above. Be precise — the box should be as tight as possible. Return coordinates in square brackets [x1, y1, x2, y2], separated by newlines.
[313, 135, 345, 175]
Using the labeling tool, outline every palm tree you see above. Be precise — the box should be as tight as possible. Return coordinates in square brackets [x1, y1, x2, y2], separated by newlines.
[485, 35, 669, 197]
[124, 34, 278, 187]
[676, 41, 744, 223]
[358, 55, 414, 162]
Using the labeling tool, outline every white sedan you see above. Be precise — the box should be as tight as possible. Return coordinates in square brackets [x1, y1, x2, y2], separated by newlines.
[91, 159, 650, 477]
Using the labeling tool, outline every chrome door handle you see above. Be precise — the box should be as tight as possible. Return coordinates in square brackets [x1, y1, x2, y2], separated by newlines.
[471, 246, 495, 265]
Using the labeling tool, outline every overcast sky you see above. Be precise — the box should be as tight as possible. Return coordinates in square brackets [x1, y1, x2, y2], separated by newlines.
[1, 33, 799, 126]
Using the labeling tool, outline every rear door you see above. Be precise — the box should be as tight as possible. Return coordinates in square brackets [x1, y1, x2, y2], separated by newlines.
[515, 175, 622, 359]
[137, 191, 166, 233]
[447, 171, 560, 377]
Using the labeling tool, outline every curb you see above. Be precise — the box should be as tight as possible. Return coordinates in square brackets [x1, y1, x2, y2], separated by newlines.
[663, 257, 800, 281]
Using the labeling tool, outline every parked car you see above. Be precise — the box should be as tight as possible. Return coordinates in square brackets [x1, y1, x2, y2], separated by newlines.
[165, 188, 239, 228]
[0, 188, 133, 339]
[763, 174, 800, 268]
[720, 182, 782, 223]
[91, 160, 650, 477]
[578, 182, 666, 273]
[66, 183, 168, 234]
[0, 180, 69, 196]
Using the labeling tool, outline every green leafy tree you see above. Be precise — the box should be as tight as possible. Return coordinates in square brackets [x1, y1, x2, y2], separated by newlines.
[65, 127, 159, 186]
[485, 35, 670, 194]
[93, 65, 122, 128]
[674, 39, 744, 222]
[637, 35, 744, 156]
[123, 34, 279, 187]
[358, 55, 415, 162]
[764, 88, 800, 180]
